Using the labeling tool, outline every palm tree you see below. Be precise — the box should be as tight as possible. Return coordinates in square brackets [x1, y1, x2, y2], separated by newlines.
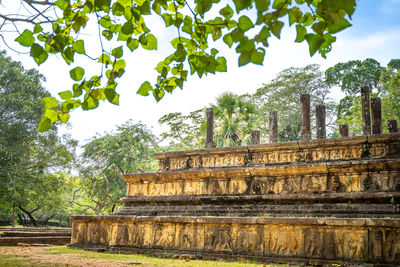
[212, 92, 257, 147]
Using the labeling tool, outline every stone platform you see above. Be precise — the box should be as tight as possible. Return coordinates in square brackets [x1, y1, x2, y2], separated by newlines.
[70, 134, 400, 265]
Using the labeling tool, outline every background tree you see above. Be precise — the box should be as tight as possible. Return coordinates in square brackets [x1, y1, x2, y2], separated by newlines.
[252, 64, 335, 142]
[379, 60, 400, 125]
[327, 58, 399, 135]
[0, 0, 356, 129]
[212, 92, 257, 146]
[325, 58, 385, 95]
[72, 120, 158, 214]
[158, 110, 204, 150]
[0, 50, 77, 226]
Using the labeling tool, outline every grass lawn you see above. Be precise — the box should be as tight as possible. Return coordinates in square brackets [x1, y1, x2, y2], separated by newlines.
[0, 246, 295, 267]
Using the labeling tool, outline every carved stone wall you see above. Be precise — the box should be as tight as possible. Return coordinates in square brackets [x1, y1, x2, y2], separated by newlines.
[153, 134, 400, 171]
[123, 160, 400, 197]
[70, 216, 400, 265]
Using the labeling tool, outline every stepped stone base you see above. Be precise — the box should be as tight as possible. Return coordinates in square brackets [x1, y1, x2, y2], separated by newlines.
[0, 236, 71, 246]
[70, 215, 400, 265]
[70, 134, 400, 265]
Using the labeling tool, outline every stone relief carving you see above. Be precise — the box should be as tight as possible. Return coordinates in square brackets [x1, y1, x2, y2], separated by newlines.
[204, 225, 232, 252]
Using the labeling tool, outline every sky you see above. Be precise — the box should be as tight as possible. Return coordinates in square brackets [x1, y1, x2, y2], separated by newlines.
[1, 0, 400, 147]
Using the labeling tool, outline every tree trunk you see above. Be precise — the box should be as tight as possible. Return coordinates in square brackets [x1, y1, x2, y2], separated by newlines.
[12, 203, 15, 228]
[43, 214, 56, 226]
[17, 214, 26, 227]
[17, 205, 39, 227]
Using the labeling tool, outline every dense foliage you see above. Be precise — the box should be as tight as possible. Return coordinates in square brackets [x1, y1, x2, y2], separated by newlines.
[0, 51, 77, 226]
[0, 0, 356, 130]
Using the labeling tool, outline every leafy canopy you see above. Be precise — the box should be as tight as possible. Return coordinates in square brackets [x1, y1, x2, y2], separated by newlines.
[7, 0, 356, 130]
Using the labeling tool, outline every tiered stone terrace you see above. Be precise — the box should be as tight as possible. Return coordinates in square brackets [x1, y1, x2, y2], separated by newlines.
[71, 133, 400, 266]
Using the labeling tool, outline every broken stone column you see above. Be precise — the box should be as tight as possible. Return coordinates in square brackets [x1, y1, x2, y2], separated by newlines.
[269, 111, 278, 143]
[339, 125, 349, 138]
[316, 105, 326, 139]
[361, 86, 371, 136]
[301, 94, 311, 141]
[388, 120, 398, 133]
[250, 130, 260, 145]
[371, 97, 382, 135]
[205, 108, 214, 148]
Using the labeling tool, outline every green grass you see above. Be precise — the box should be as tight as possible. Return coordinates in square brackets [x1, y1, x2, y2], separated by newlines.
[0, 253, 67, 267]
[0, 246, 294, 267]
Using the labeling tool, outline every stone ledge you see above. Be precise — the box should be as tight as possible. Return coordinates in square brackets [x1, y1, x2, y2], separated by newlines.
[70, 215, 400, 227]
[153, 134, 400, 159]
[119, 191, 400, 205]
[122, 158, 400, 182]
[152, 134, 400, 171]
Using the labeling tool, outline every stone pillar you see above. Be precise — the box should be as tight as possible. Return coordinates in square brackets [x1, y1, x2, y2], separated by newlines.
[269, 111, 278, 143]
[388, 120, 398, 133]
[205, 108, 214, 148]
[339, 125, 349, 138]
[361, 86, 371, 136]
[250, 130, 260, 145]
[371, 97, 382, 135]
[301, 94, 311, 141]
[316, 104, 326, 139]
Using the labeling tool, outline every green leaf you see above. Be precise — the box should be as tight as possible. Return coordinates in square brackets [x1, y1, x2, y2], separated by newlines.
[269, 21, 284, 38]
[98, 53, 112, 65]
[114, 59, 126, 75]
[233, 0, 252, 12]
[104, 88, 120, 105]
[223, 33, 233, 47]
[58, 113, 70, 123]
[62, 46, 75, 65]
[238, 52, 251, 66]
[251, 48, 265, 65]
[112, 46, 123, 58]
[38, 116, 52, 132]
[295, 24, 307, 42]
[54, 0, 69, 10]
[59, 90, 73, 100]
[99, 15, 112, 28]
[255, 0, 269, 12]
[182, 16, 193, 34]
[255, 26, 271, 45]
[272, 0, 286, 9]
[137, 81, 152, 96]
[238, 15, 254, 31]
[43, 97, 59, 110]
[312, 21, 327, 35]
[288, 7, 302, 25]
[121, 21, 134, 35]
[70, 67, 85, 81]
[327, 18, 352, 34]
[153, 88, 165, 102]
[216, 57, 227, 72]
[127, 38, 139, 51]
[219, 5, 234, 20]
[95, 0, 111, 12]
[117, 0, 132, 7]
[15, 30, 34, 47]
[33, 23, 43, 34]
[141, 34, 157, 50]
[30, 43, 48, 65]
[305, 33, 324, 56]
[73, 40, 86, 54]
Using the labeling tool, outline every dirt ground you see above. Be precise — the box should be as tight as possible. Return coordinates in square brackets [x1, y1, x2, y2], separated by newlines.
[0, 246, 147, 267]
[0, 246, 270, 267]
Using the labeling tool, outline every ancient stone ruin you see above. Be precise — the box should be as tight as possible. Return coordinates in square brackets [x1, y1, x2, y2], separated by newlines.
[70, 92, 400, 266]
